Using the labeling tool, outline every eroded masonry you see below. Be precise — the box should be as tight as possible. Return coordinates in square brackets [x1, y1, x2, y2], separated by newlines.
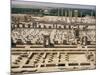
[11, 1, 96, 74]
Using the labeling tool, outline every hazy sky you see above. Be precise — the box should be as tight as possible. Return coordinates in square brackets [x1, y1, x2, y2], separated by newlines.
[12, 0, 96, 10]
[12, 0, 96, 5]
